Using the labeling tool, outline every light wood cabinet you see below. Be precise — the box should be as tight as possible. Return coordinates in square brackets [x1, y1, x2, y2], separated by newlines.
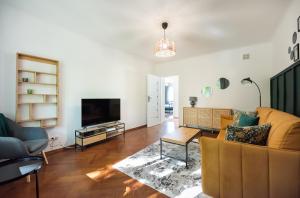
[197, 108, 213, 128]
[183, 107, 231, 130]
[183, 107, 198, 126]
[212, 109, 231, 129]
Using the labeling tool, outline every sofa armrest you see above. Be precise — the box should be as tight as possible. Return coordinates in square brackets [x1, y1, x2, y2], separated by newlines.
[0, 137, 29, 159]
[20, 127, 48, 141]
[200, 137, 300, 198]
[217, 115, 234, 140]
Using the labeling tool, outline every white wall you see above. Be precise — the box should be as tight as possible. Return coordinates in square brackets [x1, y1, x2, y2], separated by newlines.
[271, 0, 300, 75]
[0, 5, 153, 150]
[154, 43, 273, 124]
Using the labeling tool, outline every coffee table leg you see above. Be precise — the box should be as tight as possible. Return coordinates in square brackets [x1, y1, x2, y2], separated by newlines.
[160, 139, 162, 159]
[185, 144, 188, 168]
[35, 170, 39, 198]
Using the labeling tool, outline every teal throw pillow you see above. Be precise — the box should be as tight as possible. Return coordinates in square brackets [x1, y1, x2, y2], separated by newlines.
[232, 109, 257, 125]
[238, 114, 259, 127]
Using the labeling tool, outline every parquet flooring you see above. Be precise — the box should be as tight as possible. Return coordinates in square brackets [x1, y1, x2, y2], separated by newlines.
[0, 119, 217, 198]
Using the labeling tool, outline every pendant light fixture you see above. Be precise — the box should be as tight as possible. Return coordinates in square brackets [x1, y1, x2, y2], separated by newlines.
[155, 22, 176, 57]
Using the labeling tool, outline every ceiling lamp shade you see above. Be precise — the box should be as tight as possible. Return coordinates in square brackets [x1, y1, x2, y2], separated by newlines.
[155, 22, 176, 57]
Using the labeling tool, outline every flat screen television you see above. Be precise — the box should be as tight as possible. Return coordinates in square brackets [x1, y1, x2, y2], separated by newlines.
[81, 99, 120, 127]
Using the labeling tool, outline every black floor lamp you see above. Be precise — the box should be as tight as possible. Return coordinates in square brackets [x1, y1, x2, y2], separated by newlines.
[241, 77, 262, 107]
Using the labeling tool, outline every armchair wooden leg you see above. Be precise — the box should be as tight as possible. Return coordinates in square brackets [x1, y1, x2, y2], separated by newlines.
[42, 151, 49, 165]
[26, 175, 31, 183]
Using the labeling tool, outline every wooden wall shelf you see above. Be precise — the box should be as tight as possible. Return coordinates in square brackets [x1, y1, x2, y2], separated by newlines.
[18, 69, 56, 76]
[16, 53, 59, 128]
[18, 82, 57, 86]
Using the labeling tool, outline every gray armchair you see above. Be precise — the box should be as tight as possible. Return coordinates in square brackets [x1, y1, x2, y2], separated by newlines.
[0, 115, 49, 163]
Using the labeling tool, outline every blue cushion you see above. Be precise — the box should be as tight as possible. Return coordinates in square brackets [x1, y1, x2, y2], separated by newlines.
[238, 114, 259, 127]
[24, 139, 48, 153]
[0, 113, 9, 137]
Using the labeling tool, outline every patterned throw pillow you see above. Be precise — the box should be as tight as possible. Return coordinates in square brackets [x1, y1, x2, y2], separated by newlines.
[225, 124, 271, 145]
[232, 109, 257, 126]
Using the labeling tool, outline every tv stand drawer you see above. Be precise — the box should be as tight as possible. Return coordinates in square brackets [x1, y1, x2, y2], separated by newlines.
[76, 133, 106, 146]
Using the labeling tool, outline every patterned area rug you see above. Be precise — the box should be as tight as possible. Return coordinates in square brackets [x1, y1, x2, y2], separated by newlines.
[113, 141, 209, 198]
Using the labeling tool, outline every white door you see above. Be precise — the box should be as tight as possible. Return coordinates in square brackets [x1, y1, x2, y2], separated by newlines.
[147, 74, 161, 127]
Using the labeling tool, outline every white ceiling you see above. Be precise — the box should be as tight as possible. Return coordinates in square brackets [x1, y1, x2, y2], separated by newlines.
[2, 0, 292, 63]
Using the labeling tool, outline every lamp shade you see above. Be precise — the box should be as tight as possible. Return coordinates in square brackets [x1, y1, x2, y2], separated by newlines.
[155, 22, 176, 58]
[241, 77, 252, 85]
[241, 77, 262, 107]
[155, 38, 176, 57]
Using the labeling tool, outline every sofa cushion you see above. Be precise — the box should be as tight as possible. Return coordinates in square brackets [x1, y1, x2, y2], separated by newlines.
[217, 115, 234, 140]
[24, 139, 48, 153]
[265, 110, 300, 150]
[256, 107, 273, 125]
[232, 110, 257, 125]
[221, 115, 234, 130]
[225, 124, 271, 146]
[238, 114, 259, 127]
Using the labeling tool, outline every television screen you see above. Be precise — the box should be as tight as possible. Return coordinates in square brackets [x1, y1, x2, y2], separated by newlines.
[81, 99, 120, 127]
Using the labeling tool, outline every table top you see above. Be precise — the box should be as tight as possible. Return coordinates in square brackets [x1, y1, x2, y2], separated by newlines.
[161, 127, 200, 145]
[0, 157, 43, 185]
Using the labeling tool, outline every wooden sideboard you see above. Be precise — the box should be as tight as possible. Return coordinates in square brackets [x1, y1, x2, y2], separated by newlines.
[183, 107, 231, 130]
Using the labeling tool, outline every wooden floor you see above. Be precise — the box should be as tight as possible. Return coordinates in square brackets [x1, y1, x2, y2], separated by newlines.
[0, 119, 217, 198]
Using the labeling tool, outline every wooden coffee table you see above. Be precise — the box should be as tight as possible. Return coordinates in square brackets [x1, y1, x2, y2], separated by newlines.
[160, 127, 201, 168]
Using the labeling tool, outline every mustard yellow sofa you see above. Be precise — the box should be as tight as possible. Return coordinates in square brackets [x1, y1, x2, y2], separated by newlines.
[199, 107, 300, 198]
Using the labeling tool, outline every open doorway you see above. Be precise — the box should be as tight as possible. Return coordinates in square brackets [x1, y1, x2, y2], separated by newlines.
[163, 76, 179, 121]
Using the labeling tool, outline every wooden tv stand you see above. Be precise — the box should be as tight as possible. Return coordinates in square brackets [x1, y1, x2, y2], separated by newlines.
[75, 121, 125, 151]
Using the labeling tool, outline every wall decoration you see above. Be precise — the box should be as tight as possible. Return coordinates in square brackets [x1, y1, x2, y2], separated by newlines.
[217, 78, 230, 89]
[298, 16, 300, 32]
[288, 17, 300, 62]
[294, 43, 299, 62]
[201, 86, 213, 97]
[292, 32, 297, 44]
[290, 50, 294, 60]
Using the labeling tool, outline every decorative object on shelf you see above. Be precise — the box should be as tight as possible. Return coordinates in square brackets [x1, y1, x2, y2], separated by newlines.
[22, 77, 29, 82]
[288, 46, 291, 54]
[217, 78, 230, 89]
[189, 97, 198, 107]
[27, 89, 34, 94]
[155, 22, 176, 57]
[292, 32, 297, 44]
[201, 86, 213, 97]
[16, 53, 59, 128]
[294, 43, 299, 62]
[241, 77, 262, 107]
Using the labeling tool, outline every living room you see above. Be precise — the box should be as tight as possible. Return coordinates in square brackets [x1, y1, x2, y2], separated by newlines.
[0, 0, 299, 197]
